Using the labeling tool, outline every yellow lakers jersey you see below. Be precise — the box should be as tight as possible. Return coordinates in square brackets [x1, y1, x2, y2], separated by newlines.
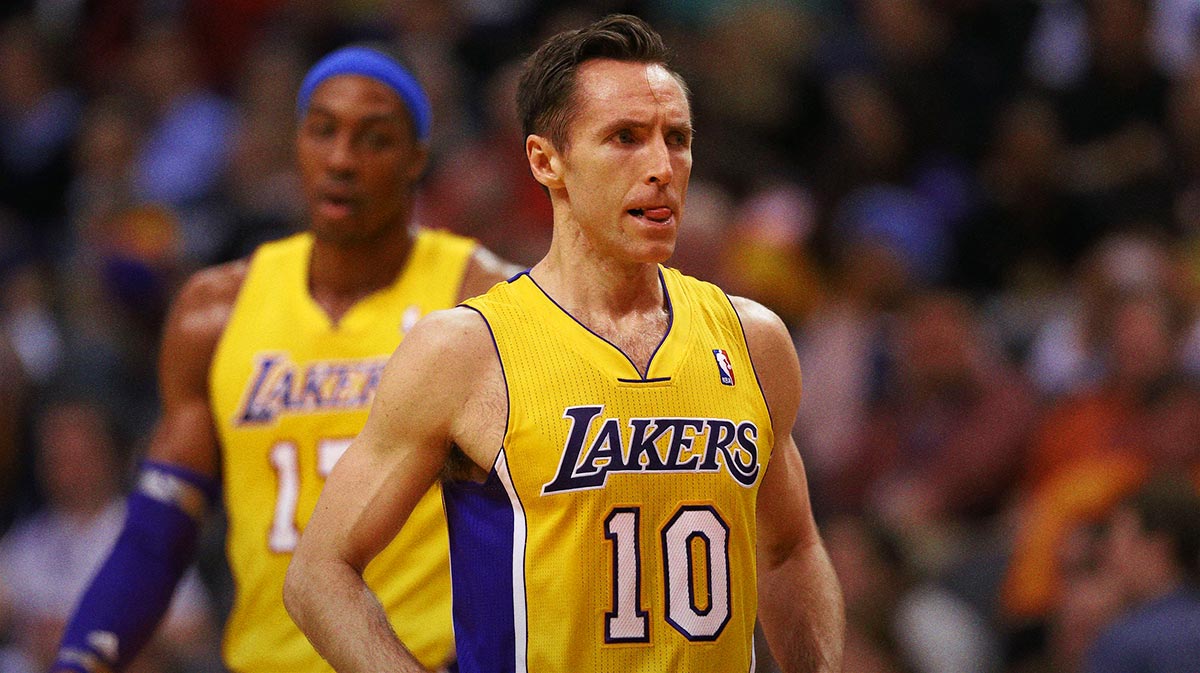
[450, 267, 773, 673]
[210, 229, 475, 673]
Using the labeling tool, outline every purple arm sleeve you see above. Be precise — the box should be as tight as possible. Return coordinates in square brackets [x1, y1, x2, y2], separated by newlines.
[53, 461, 218, 672]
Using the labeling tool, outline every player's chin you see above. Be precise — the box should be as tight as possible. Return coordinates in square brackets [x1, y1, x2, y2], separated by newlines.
[310, 214, 350, 238]
[310, 218, 383, 246]
[631, 240, 676, 265]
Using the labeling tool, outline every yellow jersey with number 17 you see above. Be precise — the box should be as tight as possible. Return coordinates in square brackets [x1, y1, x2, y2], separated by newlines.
[450, 267, 773, 673]
[209, 229, 475, 673]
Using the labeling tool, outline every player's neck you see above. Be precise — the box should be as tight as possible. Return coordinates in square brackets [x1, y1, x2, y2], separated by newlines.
[532, 237, 671, 378]
[308, 225, 415, 323]
[532, 242, 664, 319]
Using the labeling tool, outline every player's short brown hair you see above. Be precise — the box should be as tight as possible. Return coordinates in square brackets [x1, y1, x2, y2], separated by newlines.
[517, 14, 688, 150]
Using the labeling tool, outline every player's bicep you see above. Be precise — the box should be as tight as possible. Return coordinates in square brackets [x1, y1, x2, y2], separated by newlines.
[756, 432, 822, 564]
[146, 264, 244, 478]
[301, 309, 480, 570]
[730, 296, 820, 559]
[306, 429, 439, 572]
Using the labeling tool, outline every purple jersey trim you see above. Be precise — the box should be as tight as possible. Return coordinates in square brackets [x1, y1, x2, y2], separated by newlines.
[443, 470, 519, 673]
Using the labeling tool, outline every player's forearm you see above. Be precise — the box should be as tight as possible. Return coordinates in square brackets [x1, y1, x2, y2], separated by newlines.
[283, 556, 425, 673]
[758, 539, 845, 673]
[54, 461, 216, 673]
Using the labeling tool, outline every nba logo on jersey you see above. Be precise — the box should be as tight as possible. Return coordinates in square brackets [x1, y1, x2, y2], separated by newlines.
[713, 348, 735, 386]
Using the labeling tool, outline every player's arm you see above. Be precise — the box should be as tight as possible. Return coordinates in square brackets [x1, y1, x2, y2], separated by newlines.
[53, 262, 245, 673]
[733, 296, 845, 673]
[284, 307, 495, 673]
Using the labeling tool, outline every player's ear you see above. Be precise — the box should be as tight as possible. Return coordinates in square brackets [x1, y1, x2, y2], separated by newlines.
[527, 134, 564, 189]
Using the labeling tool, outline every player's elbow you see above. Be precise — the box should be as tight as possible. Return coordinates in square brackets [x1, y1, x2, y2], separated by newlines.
[282, 551, 316, 630]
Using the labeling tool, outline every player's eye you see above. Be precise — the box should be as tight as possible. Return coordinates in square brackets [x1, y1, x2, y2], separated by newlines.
[304, 118, 336, 139]
[362, 129, 398, 150]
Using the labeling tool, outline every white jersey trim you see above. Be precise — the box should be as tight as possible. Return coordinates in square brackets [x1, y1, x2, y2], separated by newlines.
[496, 450, 528, 673]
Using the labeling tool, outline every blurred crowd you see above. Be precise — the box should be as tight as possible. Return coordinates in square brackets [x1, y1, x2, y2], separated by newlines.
[2, 0, 1200, 672]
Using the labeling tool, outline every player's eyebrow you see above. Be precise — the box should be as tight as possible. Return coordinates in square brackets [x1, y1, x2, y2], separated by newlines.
[597, 117, 646, 134]
[596, 118, 694, 138]
[667, 121, 694, 138]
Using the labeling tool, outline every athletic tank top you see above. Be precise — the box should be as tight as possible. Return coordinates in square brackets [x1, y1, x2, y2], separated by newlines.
[449, 267, 772, 673]
[210, 229, 474, 672]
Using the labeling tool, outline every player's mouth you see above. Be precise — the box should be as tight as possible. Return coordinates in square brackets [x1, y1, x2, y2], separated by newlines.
[627, 206, 674, 225]
[318, 194, 360, 219]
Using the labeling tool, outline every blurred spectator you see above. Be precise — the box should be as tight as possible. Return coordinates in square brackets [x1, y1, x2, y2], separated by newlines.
[1039, 519, 1125, 673]
[218, 37, 307, 259]
[951, 95, 1084, 295]
[826, 515, 911, 673]
[53, 204, 186, 440]
[0, 17, 82, 261]
[817, 71, 912, 203]
[1166, 63, 1200, 238]
[824, 290, 1036, 537]
[0, 400, 216, 673]
[1082, 475, 1200, 673]
[827, 514, 1001, 673]
[0, 321, 27, 534]
[1002, 376, 1200, 626]
[1024, 232, 1181, 396]
[847, 0, 976, 159]
[66, 95, 142, 245]
[794, 237, 912, 495]
[1053, 0, 1174, 249]
[420, 57, 551, 266]
[818, 69, 975, 286]
[717, 183, 824, 327]
[122, 21, 236, 264]
[1020, 272, 1187, 493]
[686, 3, 820, 187]
[2, 264, 63, 386]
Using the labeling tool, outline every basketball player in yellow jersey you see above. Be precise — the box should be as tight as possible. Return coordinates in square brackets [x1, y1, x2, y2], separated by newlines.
[53, 45, 517, 673]
[287, 15, 845, 673]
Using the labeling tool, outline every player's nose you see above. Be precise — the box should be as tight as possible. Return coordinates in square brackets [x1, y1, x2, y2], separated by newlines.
[644, 135, 673, 186]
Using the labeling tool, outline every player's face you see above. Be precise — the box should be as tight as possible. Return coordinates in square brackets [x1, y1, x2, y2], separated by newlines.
[557, 59, 693, 264]
[296, 75, 427, 245]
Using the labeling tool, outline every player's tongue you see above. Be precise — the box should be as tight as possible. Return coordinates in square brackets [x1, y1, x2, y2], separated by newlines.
[633, 207, 671, 222]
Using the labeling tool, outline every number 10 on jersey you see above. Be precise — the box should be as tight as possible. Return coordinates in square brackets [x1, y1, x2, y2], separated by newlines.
[604, 504, 732, 643]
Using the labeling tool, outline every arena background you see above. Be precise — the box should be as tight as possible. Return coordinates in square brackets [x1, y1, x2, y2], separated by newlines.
[1, 1, 1199, 671]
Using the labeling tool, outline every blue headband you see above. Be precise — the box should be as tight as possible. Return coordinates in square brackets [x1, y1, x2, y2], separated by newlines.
[296, 46, 432, 142]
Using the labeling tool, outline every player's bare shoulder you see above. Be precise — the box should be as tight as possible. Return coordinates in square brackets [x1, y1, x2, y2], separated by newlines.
[158, 259, 249, 394]
[388, 306, 507, 474]
[728, 295, 792, 354]
[168, 259, 250, 347]
[397, 305, 503, 401]
[401, 305, 496, 362]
